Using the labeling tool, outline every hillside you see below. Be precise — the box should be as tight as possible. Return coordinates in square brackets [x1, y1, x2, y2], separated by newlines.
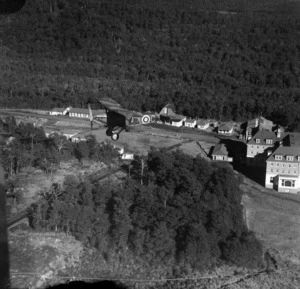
[0, 0, 299, 126]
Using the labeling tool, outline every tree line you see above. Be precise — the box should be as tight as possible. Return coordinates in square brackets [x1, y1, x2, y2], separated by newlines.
[0, 0, 299, 128]
[30, 148, 264, 275]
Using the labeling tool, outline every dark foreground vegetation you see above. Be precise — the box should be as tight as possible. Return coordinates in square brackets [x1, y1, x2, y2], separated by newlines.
[0, 0, 299, 128]
[30, 148, 263, 274]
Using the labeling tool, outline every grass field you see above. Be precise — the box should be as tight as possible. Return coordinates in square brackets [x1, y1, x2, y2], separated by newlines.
[241, 177, 300, 270]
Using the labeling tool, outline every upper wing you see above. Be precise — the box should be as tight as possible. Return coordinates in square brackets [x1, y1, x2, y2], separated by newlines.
[99, 97, 133, 120]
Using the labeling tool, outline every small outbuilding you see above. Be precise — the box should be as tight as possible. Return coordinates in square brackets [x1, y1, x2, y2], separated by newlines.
[184, 119, 196, 128]
[49, 108, 68, 116]
[211, 144, 233, 162]
[218, 123, 233, 135]
[196, 120, 210, 130]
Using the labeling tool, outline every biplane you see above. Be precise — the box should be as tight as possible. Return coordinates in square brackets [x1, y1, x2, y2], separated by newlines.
[97, 98, 135, 141]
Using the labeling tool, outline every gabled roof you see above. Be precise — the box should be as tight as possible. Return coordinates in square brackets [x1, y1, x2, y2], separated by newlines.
[258, 116, 273, 130]
[212, 143, 229, 156]
[247, 130, 288, 145]
[267, 146, 300, 163]
[185, 119, 196, 124]
[159, 103, 176, 116]
[218, 123, 233, 131]
[197, 120, 209, 125]
[170, 115, 186, 122]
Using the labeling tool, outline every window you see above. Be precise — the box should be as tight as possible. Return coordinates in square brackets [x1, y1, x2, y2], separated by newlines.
[266, 139, 273, 144]
[271, 163, 274, 166]
[251, 145, 254, 149]
[271, 169, 273, 173]
[298, 156, 300, 161]
[251, 151, 254, 155]
[288, 170, 290, 174]
[256, 139, 260, 143]
[277, 163, 279, 166]
[281, 180, 295, 187]
[270, 177, 274, 183]
[257, 146, 259, 149]
[282, 170, 284, 173]
[286, 156, 294, 161]
[275, 155, 282, 160]
[276, 169, 279, 173]
[289, 164, 291, 168]
[294, 171, 297, 174]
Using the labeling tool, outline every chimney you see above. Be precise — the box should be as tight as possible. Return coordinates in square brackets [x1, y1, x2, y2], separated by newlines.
[277, 128, 281, 138]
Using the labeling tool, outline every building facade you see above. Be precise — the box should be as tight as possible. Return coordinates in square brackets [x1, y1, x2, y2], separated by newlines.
[218, 123, 233, 135]
[211, 143, 233, 162]
[265, 147, 300, 193]
[184, 120, 196, 128]
[246, 130, 287, 166]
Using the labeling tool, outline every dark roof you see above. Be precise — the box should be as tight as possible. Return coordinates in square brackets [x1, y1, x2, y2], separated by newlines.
[218, 123, 233, 131]
[69, 108, 89, 114]
[266, 146, 300, 163]
[197, 120, 209, 125]
[170, 114, 186, 121]
[288, 133, 300, 147]
[51, 107, 65, 112]
[212, 144, 229, 156]
[185, 119, 196, 124]
[247, 130, 287, 145]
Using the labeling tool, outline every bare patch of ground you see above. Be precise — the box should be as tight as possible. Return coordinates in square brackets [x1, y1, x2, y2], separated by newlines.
[9, 160, 108, 214]
[9, 230, 83, 289]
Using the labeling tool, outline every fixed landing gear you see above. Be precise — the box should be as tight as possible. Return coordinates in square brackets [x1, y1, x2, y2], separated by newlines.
[111, 133, 119, 141]
[106, 129, 112, 136]
[106, 128, 119, 141]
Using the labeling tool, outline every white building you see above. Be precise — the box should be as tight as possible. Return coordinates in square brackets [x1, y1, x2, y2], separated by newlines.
[265, 146, 300, 194]
[184, 119, 196, 128]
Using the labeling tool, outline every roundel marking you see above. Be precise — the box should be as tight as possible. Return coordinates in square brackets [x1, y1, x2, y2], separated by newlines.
[142, 115, 150, 124]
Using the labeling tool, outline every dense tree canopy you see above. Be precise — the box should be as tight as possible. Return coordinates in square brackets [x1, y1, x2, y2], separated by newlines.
[31, 149, 264, 273]
[0, 0, 299, 125]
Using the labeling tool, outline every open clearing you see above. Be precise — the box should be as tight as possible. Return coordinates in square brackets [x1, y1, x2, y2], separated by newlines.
[237, 176, 300, 288]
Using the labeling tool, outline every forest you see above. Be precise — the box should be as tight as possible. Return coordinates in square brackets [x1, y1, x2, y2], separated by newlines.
[30, 148, 263, 275]
[0, 0, 299, 128]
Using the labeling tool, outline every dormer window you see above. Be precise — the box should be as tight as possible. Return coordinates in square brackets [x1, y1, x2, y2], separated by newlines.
[266, 139, 273, 144]
[275, 155, 282, 160]
[256, 139, 260, 144]
[286, 156, 294, 161]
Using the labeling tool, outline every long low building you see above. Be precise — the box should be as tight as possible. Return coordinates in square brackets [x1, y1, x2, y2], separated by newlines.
[69, 108, 106, 119]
